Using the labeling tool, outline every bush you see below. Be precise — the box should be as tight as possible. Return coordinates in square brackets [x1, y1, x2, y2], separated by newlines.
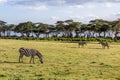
[0, 36, 116, 42]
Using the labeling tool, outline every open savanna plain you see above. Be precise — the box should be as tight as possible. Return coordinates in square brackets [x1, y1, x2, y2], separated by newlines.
[0, 39, 120, 80]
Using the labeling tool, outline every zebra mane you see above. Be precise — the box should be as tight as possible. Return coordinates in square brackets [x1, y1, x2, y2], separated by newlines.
[36, 50, 43, 58]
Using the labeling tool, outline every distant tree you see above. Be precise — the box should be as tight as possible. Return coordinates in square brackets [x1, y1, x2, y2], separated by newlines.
[7, 24, 16, 37]
[34, 23, 50, 38]
[64, 19, 74, 37]
[55, 21, 65, 37]
[64, 19, 81, 38]
[0, 20, 6, 37]
[89, 19, 102, 37]
[80, 24, 89, 38]
[15, 21, 35, 37]
[73, 22, 81, 38]
[100, 23, 110, 38]
[112, 19, 120, 39]
[0, 20, 6, 26]
[89, 19, 111, 38]
[48, 24, 56, 37]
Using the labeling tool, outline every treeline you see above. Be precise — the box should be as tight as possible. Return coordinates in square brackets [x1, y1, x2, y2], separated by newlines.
[0, 19, 120, 41]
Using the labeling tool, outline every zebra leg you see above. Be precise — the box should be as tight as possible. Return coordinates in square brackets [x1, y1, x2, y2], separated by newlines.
[107, 46, 109, 49]
[33, 56, 35, 64]
[82, 44, 84, 47]
[19, 56, 21, 63]
[31, 55, 35, 64]
[19, 55, 23, 63]
[30, 56, 34, 64]
[29, 56, 32, 63]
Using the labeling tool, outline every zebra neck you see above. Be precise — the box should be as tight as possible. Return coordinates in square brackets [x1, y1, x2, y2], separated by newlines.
[36, 53, 42, 58]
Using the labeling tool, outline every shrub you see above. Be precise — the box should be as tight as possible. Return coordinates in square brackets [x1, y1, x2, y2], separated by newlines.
[0, 36, 116, 42]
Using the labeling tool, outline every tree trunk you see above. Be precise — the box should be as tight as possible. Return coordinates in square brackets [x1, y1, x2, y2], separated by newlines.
[26, 32, 30, 37]
[75, 31, 79, 38]
[21, 32, 24, 37]
[103, 31, 106, 38]
[7, 31, 10, 37]
[0, 32, 1, 37]
[35, 32, 41, 37]
[114, 31, 118, 40]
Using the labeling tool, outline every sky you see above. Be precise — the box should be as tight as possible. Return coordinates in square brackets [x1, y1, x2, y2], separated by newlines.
[0, 0, 120, 25]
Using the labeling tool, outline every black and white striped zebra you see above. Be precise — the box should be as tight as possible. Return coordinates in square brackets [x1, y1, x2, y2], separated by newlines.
[98, 41, 109, 49]
[19, 47, 43, 64]
[78, 41, 87, 48]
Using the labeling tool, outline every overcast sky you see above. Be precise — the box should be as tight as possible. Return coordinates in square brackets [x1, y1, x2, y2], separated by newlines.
[0, 0, 120, 24]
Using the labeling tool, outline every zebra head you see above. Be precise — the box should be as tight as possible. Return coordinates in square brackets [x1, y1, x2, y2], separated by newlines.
[36, 51, 44, 64]
[39, 57, 43, 64]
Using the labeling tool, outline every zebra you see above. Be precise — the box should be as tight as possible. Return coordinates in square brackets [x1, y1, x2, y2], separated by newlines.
[78, 41, 87, 48]
[19, 47, 43, 64]
[98, 41, 109, 49]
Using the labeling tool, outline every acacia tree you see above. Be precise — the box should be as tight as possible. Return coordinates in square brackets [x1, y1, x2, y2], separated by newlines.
[64, 19, 74, 37]
[48, 24, 56, 37]
[1, 18, 120, 39]
[55, 21, 65, 37]
[89, 19, 103, 37]
[64, 19, 81, 38]
[7, 24, 16, 37]
[35, 23, 50, 38]
[89, 19, 111, 38]
[15, 21, 35, 37]
[80, 24, 89, 38]
[33, 23, 41, 37]
[112, 19, 120, 39]
[73, 22, 81, 38]
[0, 20, 6, 37]
[100, 23, 110, 38]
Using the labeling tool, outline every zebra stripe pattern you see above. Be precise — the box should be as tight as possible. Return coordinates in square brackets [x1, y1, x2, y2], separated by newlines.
[98, 41, 109, 49]
[78, 41, 87, 48]
[19, 47, 43, 64]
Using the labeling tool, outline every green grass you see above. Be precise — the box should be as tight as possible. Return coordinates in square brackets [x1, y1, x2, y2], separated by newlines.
[0, 39, 120, 80]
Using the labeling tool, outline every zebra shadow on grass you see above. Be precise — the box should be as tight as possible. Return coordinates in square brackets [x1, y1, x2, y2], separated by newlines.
[88, 47, 105, 49]
[0, 61, 39, 64]
[70, 47, 102, 49]
[0, 61, 19, 64]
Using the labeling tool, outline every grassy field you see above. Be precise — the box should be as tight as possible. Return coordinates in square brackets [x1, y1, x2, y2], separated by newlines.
[0, 39, 120, 80]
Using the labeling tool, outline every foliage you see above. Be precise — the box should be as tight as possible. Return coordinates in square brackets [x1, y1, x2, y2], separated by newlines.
[0, 19, 120, 40]
[0, 36, 115, 42]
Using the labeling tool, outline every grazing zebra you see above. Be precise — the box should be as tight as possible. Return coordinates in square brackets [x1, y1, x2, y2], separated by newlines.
[19, 47, 43, 64]
[78, 41, 87, 48]
[98, 41, 109, 49]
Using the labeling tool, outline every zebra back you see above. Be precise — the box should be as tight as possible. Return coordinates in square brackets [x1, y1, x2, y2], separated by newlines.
[78, 41, 87, 46]
[98, 41, 109, 49]
[19, 47, 34, 57]
[78, 41, 87, 48]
